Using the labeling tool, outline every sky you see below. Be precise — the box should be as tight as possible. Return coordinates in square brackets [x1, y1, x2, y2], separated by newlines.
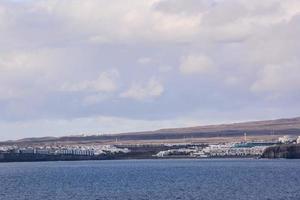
[0, 0, 300, 140]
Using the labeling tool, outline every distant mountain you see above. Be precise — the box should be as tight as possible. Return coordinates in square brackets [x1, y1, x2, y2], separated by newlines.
[154, 117, 300, 134]
[1, 117, 300, 145]
[16, 137, 58, 143]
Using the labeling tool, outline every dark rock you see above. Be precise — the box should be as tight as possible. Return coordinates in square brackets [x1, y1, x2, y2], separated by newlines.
[262, 144, 300, 159]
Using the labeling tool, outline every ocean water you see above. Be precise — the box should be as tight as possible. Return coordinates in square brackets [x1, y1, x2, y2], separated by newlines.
[0, 159, 300, 200]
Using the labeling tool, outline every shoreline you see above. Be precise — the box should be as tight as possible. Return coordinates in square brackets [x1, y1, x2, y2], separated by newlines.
[0, 152, 263, 163]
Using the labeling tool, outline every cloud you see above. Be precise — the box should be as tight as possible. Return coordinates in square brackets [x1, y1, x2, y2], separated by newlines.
[179, 54, 215, 75]
[1, 0, 300, 139]
[61, 69, 119, 93]
[137, 57, 152, 65]
[28, 0, 203, 44]
[158, 65, 173, 73]
[0, 49, 60, 100]
[0, 50, 52, 71]
[153, 0, 214, 15]
[82, 93, 110, 105]
[251, 63, 300, 94]
[0, 86, 24, 100]
[120, 78, 164, 100]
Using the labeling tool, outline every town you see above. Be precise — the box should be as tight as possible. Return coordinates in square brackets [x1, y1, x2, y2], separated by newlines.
[155, 135, 300, 158]
[1, 134, 300, 162]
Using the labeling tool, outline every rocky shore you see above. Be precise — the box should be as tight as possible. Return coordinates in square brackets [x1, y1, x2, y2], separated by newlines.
[262, 144, 300, 159]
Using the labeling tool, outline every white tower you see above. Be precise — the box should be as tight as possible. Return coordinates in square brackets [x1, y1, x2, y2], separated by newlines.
[244, 132, 247, 142]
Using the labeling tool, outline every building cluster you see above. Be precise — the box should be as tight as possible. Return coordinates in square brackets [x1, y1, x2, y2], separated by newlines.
[156, 141, 278, 158]
[156, 135, 300, 158]
[156, 148, 198, 157]
[278, 135, 300, 144]
[0, 144, 130, 156]
[2, 135, 300, 159]
[193, 144, 268, 157]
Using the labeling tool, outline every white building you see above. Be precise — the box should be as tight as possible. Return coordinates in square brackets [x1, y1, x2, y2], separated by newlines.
[278, 135, 297, 144]
[297, 136, 300, 144]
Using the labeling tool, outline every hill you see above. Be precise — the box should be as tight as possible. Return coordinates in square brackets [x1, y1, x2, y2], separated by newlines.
[1, 117, 300, 145]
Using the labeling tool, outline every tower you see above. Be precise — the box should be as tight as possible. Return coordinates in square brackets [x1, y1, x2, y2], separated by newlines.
[244, 132, 247, 142]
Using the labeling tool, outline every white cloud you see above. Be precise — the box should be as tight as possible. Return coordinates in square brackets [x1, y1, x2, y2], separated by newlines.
[0, 50, 51, 71]
[61, 69, 119, 93]
[83, 93, 110, 105]
[120, 78, 164, 100]
[28, 0, 202, 44]
[0, 49, 61, 100]
[251, 63, 300, 94]
[179, 54, 214, 74]
[224, 76, 241, 86]
[1, 0, 300, 139]
[137, 57, 152, 65]
[0, 86, 24, 100]
[158, 65, 173, 73]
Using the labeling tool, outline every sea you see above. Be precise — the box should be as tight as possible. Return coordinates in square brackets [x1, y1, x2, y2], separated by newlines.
[0, 159, 300, 200]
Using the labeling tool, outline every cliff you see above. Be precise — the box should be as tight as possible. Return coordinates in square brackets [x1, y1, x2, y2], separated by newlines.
[262, 144, 300, 159]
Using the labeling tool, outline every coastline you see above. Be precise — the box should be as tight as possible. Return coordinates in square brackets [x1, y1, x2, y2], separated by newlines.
[0, 152, 262, 163]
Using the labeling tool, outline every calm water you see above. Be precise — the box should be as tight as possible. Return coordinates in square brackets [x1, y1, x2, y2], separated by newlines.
[0, 159, 300, 200]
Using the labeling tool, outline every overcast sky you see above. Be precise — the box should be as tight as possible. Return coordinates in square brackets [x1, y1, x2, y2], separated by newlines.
[0, 0, 300, 140]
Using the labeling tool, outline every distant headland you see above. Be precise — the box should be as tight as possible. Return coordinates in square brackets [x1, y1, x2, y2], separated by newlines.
[1, 116, 300, 162]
